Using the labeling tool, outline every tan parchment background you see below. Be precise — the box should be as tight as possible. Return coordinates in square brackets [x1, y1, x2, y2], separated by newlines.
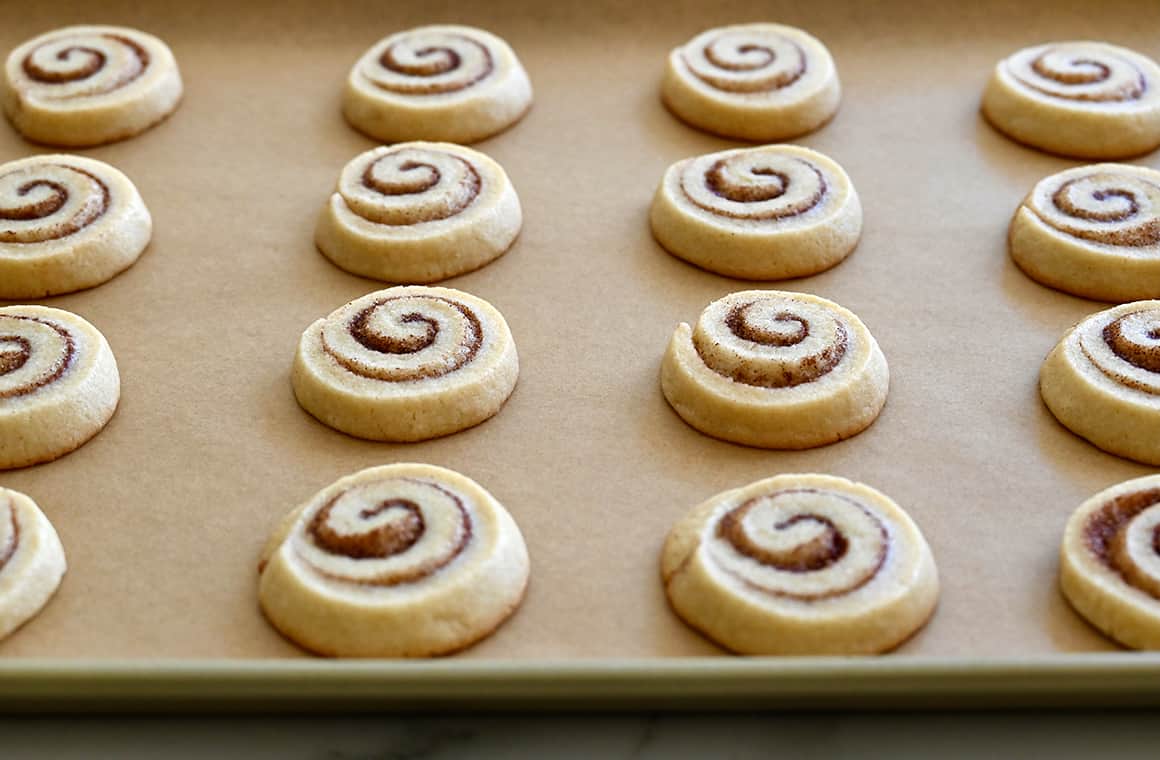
[1, 0, 1158, 659]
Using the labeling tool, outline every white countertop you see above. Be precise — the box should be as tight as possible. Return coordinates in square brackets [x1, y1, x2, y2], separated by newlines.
[5, 713, 1156, 757]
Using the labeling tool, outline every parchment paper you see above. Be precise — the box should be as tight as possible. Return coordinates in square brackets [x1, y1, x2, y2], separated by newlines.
[1, 0, 1158, 660]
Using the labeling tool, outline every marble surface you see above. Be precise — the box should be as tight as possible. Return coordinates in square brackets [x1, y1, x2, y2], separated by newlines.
[3, 713, 1157, 758]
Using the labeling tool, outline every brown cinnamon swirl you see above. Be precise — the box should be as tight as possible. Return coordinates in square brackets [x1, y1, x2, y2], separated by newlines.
[1040, 301, 1160, 464]
[660, 290, 888, 449]
[661, 23, 840, 141]
[2, 25, 182, 147]
[0, 154, 151, 298]
[662, 474, 939, 655]
[315, 143, 521, 283]
[342, 25, 532, 144]
[0, 305, 119, 469]
[1061, 475, 1160, 649]
[259, 463, 530, 657]
[650, 145, 861, 279]
[1009, 164, 1160, 301]
[982, 42, 1160, 159]
[0, 488, 66, 641]
[292, 286, 518, 442]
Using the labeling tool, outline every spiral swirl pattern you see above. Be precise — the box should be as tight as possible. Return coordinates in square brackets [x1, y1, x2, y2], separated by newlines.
[1060, 475, 1160, 649]
[258, 464, 530, 657]
[662, 23, 840, 141]
[360, 30, 493, 96]
[316, 143, 521, 283]
[651, 145, 861, 279]
[343, 25, 532, 144]
[18, 31, 148, 101]
[1011, 165, 1160, 300]
[3, 25, 183, 147]
[0, 155, 151, 299]
[319, 293, 482, 383]
[1006, 44, 1148, 104]
[293, 286, 518, 442]
[983, 42, 1160, 159]
[0, 161, 109, 244]
[662, 474, 939, 655]
[1040, 302, 1160, 464]
[0, 305, 120, 469]
[661, 291, 888, 449]
[711, 488, 888, 601]
[0, 488, 67, 642]
[681, 28, 807, 94]
[297, 477, 471, 587]
[0, 313, 75, 400]
[692, 294, 848, 388]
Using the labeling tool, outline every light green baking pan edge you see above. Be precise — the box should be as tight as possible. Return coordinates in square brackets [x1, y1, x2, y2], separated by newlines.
[1, 655, 1159, 711]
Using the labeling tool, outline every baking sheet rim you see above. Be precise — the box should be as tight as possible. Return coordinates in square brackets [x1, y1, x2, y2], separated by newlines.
[3, 654, 1160, 710]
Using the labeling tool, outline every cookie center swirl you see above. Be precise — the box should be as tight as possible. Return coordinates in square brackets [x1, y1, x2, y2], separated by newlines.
[310, 497, 424, 560]
[20, 33, 149, 100]
[0, 164, 110, 244]
[0, 496, 17, 573]
[299, 478, 472, 587]
[321, 295, 483, 382]
[364, 31, 494, 95]
[683, 30, 806, 93]
[1012, 46, 1146, 102]
[709, 488, 888, 601]
[1085, 488, 1160, 599]
[1076, 309, 1160, 395]
[340, 148, 482, 226]
[682, 153, 827, 221]
[1034, 172, 1160, 247]
[0, 316, 75, 400]
[694, 297, 848, 388]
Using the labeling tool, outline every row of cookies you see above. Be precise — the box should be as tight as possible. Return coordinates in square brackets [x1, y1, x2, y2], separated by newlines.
[9, 457, 1154, 657]
[6, 22, 1160, 158]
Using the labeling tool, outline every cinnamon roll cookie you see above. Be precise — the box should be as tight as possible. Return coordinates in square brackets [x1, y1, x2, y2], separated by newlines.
[1010, 164, 1160, 302]
[3, 25, 182, 147]
[661, 23, 840, 141]
[0, 154, 151, 298]
[315, 143, 521, 283]
[1060, 475, 1160, 649]
[0, 305, 119, 469]
[259, 463, 530, 657]
[661, 290, 888, 449]
[650, 145, 861, 279]
[1041, 301, 1160, 464]
[0, 488, 66, 641]
[343, 25, 532, 144]
[982, 41, 1160, 159]
[662, 474, 939, 655]
[292, 286, 518, 441]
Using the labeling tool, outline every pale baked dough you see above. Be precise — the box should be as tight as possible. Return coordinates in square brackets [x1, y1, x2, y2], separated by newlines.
[1009, 163, 1160, 302]
[661, 23, 840, 141]
[650, 145, 861, 279]
[661, 290, 888, 449]
[342, 25, 532, 144]
[315, 142, 521, 283]
[0, 305, 120, 469]
[982, 41, 1160, 159]
[0, 487, 66, 641]
[662, 473, 939, 655]
[1040, 301, 1160, 464]
[2, 25, 182, 147]
[0, 154, 151, 298]
[292, 286, 518, 442]
[259, 463, 530, 657]
[1060, 475, 1160, 649]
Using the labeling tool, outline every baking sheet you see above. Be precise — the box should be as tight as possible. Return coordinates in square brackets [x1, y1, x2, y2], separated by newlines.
[0, 0, 1158, 674]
